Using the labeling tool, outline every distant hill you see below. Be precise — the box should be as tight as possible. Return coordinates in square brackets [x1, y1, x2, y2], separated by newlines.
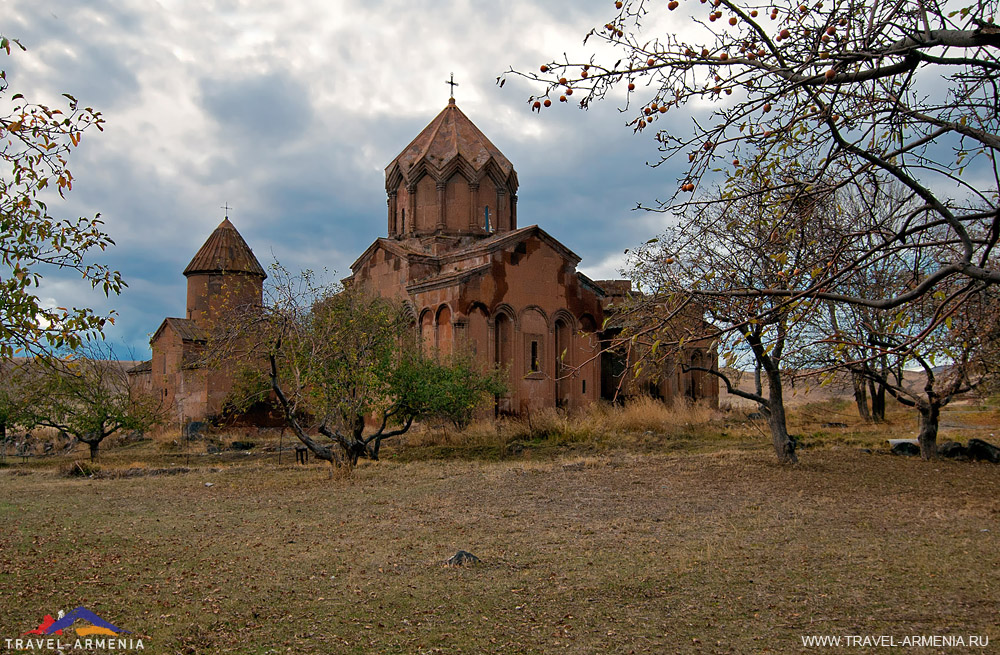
[718, 368, 950, 408]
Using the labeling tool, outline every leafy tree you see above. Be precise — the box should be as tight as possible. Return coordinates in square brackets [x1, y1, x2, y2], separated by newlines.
[24, 344, 164, 459]
[0, 358, 33, 457]
[215, 268, 506, 469]
[1, 36, 122, 357]
[393, 349, 507, 430]
[507, 0, 1000, 309]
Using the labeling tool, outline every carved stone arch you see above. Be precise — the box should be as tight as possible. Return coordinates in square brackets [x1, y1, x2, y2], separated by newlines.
[385, 163, 404, 192]
[490, 303, 518, 329]
[519, 306, 549, 379]
[404, 161, 430, 187]
[493, 307, 516, 413]
[484, 159, 514, 191]
[552, 309, 577, 332]
[435, 302, 454, 323]
[455, 157, 479, 183]
[401, 300, 418, 327]
[439, 157, 476, 185]
[518, 304, 550, 331]
[575, 312, 601, 404]
[466, 302, 490, 360]
[508, 169, 520, 192]
[553, 311, 575, 408]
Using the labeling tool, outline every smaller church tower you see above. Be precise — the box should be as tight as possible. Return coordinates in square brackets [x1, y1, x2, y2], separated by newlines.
[182, 218, 267, 329]
[133, 217, 267, 424]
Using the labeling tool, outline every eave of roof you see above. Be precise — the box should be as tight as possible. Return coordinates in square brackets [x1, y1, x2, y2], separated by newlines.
[405, 262, 494, 294]
[150, 317, 208, 345]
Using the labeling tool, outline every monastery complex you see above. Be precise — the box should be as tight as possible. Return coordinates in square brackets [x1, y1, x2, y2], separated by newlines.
[131, 98, 718, 423]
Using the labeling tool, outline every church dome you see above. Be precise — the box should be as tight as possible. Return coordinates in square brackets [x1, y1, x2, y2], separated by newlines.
[384, 99, 519, 239]
[385, 98, 517, 193]
[183, 218, 267, 278]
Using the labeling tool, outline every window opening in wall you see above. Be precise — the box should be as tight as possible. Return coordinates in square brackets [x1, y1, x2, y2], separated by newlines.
[401, 208, 405, 232]
[582, 379, 586, 394]
[484, 205, 491, 233]
[530, 340, 539, 372]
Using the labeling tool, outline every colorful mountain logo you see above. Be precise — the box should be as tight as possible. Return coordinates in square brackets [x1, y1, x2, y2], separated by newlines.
[24, 607, 130, 637]
[23, 615, 61, 636]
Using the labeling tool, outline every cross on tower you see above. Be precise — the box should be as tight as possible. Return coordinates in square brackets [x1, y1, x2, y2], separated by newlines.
[221, 202, 232, 219]
[446, 73, 459, 99]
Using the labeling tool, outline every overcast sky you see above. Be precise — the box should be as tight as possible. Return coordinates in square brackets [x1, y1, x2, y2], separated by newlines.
[4, 0, 697, 357]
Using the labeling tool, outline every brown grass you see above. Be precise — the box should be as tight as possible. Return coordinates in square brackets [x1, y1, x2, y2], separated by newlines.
[1, 444, 998, 654]
[401, 398, 735, 463]
[2, 401, 998, 653]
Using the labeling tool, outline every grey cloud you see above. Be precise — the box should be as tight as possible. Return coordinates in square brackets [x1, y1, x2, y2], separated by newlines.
[199, 73, 314, 144]
[3, 0, 699, 358]
[6, 1, 144, 109]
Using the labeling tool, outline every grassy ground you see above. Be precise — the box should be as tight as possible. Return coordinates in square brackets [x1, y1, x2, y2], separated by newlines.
[1, 401, 998, 654]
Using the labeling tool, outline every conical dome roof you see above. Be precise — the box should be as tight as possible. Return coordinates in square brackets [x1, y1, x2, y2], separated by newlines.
[183, 218, 266, 278]
[385, 99, 517, 191]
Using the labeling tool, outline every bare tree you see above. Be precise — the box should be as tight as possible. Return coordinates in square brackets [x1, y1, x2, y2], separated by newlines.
[849, 281, 998, 458]
[505, 0, 1000, 311]
[628, 179, 835, 462]
[794, 185, 924, 421]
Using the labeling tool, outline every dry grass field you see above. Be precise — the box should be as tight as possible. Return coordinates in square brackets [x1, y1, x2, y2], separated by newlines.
[1, 400, 998, 654]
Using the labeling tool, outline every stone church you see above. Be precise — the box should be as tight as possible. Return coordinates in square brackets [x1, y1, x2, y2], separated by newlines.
[132, 97, 718, 422]
[129, 218, 267, 424]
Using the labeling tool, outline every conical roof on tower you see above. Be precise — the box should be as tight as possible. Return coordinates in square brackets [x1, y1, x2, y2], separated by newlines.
[385, 98, 518, 192]
[183, 218, 267, 278]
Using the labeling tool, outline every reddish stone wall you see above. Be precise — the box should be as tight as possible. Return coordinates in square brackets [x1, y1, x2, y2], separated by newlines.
[149, 324, 208, 424]
[389, 172, 515, 238]
[379, 234, 606, 417]
[186, 273, 262, 328]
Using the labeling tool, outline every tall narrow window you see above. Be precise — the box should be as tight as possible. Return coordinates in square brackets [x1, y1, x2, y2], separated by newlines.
[484, 205, 491, 232]
[530, 340, 539, 372]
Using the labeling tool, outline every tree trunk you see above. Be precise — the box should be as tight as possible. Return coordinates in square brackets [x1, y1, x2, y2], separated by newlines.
[869, 378, 886, 422]
[88, 440, 99, 460]
[269, 354, 340, 468]
[917, 404, 940, 460]
[343, 414, 367, 466]
[852, 370, 871, 421]
[765, 369, 797, 463]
